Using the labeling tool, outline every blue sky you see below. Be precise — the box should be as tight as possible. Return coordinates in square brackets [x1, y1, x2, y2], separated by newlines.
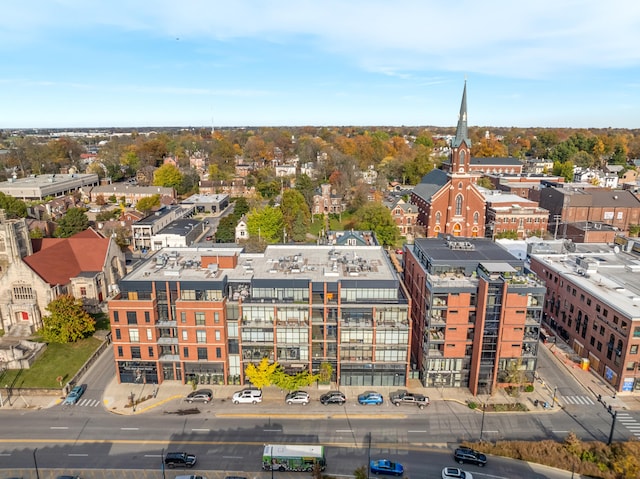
[2, 0, 640, 129]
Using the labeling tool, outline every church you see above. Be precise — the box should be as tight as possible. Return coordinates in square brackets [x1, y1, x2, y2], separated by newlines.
[411, 83, 486, 238]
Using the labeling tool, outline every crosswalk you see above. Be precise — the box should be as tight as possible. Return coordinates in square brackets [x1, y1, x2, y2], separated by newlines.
[65, 398, 101, 408]
[616, 412, 640, 439]
[559, 395, 595, 406]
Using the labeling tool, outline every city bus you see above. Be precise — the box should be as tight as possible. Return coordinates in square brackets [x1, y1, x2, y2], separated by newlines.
[262, 444, 326, 472]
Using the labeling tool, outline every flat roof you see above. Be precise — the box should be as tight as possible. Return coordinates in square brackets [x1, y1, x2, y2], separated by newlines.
[122, 244, 399, 285]
[530, 244, 640, 319]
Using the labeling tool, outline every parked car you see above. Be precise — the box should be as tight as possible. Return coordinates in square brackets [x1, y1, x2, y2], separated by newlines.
[442, 467, 472, 479]
[56, 476, 81, 479]
[453, 447, 487, 467]
[232, 388, 262, 404]
[389, 390, 429, 409]
[62, 385, 86, 405]
[358, 391, 384, 406]
[320, 391, 346, 405]
[176, 476, 207, 479]
[285, 390, 310, 405]
[186, 389, 213, 403]
[370, 459, 404, 476]
[164, 451, 197, 468]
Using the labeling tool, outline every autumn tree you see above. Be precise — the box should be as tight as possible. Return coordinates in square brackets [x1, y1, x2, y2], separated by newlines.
[272, 368, 318, 391]
[244, 357, 279, 389]
[41, 295, 95, 343]
[354, 202, 399, 246]
[136, 194, 161, 215]
[153, 163, 183, 189]
[246, 206, 284, 243]
[54, 207, 89, 238]
[472, 135, 508, 157]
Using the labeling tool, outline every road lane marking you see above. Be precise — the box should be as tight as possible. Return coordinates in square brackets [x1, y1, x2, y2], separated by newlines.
[552, 430, 569, 434]
[0, 453, 11, 456]
[408, 430, 427, 433]
[50, 427, 69, 430]
[68, 453, 88, 456]
[192, 428, 210, 432]
[336, 429, 353, 433]
[144, 454, 163, 457]
[223, 456, 244, 459]
[121, 427, 139, 431]
[264, 429, 281, 432]
[482, 430, 498, 433]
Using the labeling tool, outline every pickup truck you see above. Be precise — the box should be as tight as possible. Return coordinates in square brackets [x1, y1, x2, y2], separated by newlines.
[389, 390, 430, 409]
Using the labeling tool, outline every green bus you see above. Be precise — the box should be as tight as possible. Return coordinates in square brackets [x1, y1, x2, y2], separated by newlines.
[262, 444, 326, 472]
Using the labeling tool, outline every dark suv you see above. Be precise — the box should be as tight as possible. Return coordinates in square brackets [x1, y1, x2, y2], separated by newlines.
[164, 451, 197, 468]
[320, 391, 346, 405]
[454, 447, 487, 467]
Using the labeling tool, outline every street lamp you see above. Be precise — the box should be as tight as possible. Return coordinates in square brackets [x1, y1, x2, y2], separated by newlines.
[367, 432, 372, 479]
[479, 401, 487, 441]
[33, 448, 40, 479]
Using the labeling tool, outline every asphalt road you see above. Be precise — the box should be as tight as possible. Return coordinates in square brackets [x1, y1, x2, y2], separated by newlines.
[1, 342, 638, 478]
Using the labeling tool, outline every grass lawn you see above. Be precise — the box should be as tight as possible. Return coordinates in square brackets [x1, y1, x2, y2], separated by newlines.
[0, 336, 102, 389]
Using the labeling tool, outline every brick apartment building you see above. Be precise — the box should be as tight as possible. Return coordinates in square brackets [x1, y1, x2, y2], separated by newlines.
[529, 238, 640, 394]
[403, 236, 546, 395]
[108, 244, 411, 386]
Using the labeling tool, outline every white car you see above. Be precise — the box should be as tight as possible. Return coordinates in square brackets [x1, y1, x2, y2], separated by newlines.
[232, 388, 262, 404]
[442, 467, 473, 479]
[285, 390, 310, 405]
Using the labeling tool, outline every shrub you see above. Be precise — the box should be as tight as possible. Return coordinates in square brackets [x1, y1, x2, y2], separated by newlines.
[468, 401, 478, 409]
[524, 384, 535, 393]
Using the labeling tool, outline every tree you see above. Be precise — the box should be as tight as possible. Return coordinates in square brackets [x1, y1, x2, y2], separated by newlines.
[215, 215, 237, 243]
[54, 207, 89, 237]
[233, 197, 250, 218]
[291, 211, 309, 242]
[355, 203, 400, 246]
[41, 295, 95, 343]
[244, 357, 279, 389]
[152, 163, 183, 189]
[246, 206, 284, 243]
[136, 194, 161, 214]
[272, 368, 318, 391]
[29, 227, 44, 239]
[0, 192, 27, 218]
[552, 161, 574, 182]
[294, 174, 315, 210]
[281, 189, 310, 238]
[476, 177, 495, 189]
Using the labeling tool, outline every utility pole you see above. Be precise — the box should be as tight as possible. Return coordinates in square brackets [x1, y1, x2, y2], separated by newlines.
[553, 215, 561, 240]
[480, 401, 487, 441]
[607, 410, 617, 445]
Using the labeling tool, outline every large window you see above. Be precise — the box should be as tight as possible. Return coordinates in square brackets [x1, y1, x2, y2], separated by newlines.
[196, 330, 207, 343]
[195, 312, 206, 325]
[129, 329, 139, 343]
[131, 346, 141, 359]
[197, 348, 208, 360]
[127, 311, 137, 324]
[12, 285, 34, 301]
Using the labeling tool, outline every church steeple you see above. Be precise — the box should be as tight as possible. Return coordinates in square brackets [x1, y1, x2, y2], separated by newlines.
[452, 81, 470, 149]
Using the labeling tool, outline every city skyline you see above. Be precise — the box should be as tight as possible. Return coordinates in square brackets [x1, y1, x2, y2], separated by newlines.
[2, 0, 640, 129]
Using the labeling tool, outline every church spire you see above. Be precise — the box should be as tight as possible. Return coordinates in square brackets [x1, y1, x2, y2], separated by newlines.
[452, 81, 471, 149]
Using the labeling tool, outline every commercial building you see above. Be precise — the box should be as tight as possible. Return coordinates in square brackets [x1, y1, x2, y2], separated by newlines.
[0, 173, 99, 200]
[131, 205, 195, 252]
[403, 236, 546, 395]
[108, 244, 411, 386]
[528, 238, 640, 394]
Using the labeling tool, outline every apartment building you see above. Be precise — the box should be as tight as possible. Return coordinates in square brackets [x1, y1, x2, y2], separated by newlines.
[403, 236, 546, 395]
[131, 205, 195, 252]
[108, 244, 411, 386]
[529, 238, 640, 394]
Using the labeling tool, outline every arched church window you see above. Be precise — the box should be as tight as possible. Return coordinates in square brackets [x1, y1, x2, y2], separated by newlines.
[473, 212, 479, 224]
[455, 195, 463, 216]
[435, 212, 441, 224]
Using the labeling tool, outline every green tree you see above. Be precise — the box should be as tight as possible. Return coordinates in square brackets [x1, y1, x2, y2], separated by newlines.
[294, 174, 315, 210]
[355, 203, 400, 246]
[54, 207, 89, 238]
[152, 163, 183, 189]
[95, 209, 120, 222]
[291, 211, 309, 242]
[41, 295, 95, 343]
[552, 160, 574, 182]
[29, 227, 44, 239]
[244, 357, 279, 389]
[0, 192, 28, 218]
[136, 194, 161, 214]
[233, 197, 250, 218]
[477, 176, 495, 189]
[247, 206, 284, 243]
[215, 215, 237, 243]
[272, 368, 318, 391]
[281, 189, 310, 238]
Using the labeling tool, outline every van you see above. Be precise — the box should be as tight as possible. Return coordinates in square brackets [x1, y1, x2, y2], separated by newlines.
[232, 388, 262, 404]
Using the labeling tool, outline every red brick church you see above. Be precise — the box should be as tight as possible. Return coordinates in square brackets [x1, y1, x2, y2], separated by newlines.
[411, 83, 486, 237]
